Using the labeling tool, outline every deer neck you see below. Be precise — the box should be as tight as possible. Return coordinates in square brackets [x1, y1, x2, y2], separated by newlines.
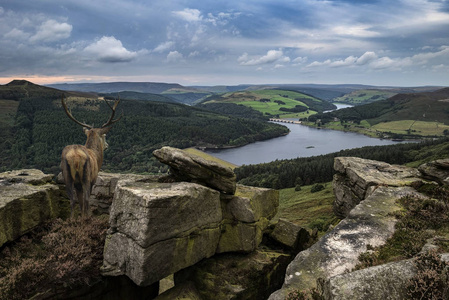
[85, 132, 105, 167]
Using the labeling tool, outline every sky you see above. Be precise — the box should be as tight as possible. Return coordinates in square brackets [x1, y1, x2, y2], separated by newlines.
[0, 0, 449, 87]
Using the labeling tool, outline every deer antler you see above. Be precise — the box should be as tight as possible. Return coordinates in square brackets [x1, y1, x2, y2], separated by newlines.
[101, 95, 122, 128]
[61, 94, 93, 129]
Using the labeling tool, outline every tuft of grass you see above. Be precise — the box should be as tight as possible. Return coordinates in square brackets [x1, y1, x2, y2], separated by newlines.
[0, 216, 108, 300]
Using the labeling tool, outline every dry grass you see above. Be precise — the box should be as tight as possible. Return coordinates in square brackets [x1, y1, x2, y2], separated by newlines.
[0, 216, 108, 300]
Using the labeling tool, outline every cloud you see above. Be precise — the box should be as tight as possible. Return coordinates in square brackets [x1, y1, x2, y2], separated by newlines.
[238, 49, 289, 66]
[153, 41, 174, 53]
[332, 25, 380, 38]
[4, 28, 30, 40]
[328, 56, 357, 67]
[84, 36, 138, 63]
[167, 50, 183, 62]
[30, 20, 72, 43]
[293, 56, 308, 64]
[172, 8, 202, 22]
[205, 11, 241, 26]
[356, 52, 378, 65]
[306, 46, 449, 71]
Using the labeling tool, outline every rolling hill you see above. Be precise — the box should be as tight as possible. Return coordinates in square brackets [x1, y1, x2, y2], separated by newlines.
[48, 82, 211, 105]
[0, 80, 288, 174]
[193, 84, 443, 102]
[48, 81, 188, 94]
[306, 87, 449, 139]
[333, 89, 398, 105]
[200, 89, 336, 118]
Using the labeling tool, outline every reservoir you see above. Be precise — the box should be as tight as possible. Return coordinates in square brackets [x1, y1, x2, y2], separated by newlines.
[205, 106, 406, 165]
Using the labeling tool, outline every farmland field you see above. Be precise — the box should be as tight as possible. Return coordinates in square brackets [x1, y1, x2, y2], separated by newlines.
[216, 90, 316, 117]
[372, 120, 449, 136]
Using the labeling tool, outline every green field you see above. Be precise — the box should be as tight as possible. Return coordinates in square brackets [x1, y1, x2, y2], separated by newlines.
[231, 97, 307, 114]
[208, 90, 317, 117]
[252, 89, 318, 100]
[372, 120, 449, 136]
[275, 183, 338, 233]
[305, 118, 449, 140]
[279, 110, 317, 119]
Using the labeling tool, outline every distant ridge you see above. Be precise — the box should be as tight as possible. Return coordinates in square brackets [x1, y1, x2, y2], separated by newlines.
[47, 82, 200, 94]
[192, 83, 444, 101]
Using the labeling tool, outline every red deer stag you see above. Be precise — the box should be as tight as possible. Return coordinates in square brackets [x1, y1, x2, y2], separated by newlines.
[61, 95, 121, 218]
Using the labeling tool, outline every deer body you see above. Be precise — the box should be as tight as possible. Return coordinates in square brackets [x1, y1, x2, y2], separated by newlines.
[60, 96, 120, 218]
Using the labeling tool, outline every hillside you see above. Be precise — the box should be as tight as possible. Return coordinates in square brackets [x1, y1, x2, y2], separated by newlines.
[200, 89, 336, 119]
[100, 91, 178, 103]
[0, 80, 288, 174]
[333, 89, 398, 105]
[47, 81, 188, 94]
[305, 87, 449, 139]
[193, 84, 443, 102]
[48, 82, 210, 105]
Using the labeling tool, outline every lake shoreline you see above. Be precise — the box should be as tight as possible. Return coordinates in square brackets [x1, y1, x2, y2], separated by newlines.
[203, 121, 408, 166]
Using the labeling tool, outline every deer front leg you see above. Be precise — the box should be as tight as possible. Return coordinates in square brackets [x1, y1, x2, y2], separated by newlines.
[82, 187, 91, 218]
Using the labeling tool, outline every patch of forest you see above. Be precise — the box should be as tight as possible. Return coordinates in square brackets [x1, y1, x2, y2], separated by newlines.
[101, 91, 177, 103]
[1, 95, 288, 174]
[197, 102, 268, 120]
[235, 138, 449, 189]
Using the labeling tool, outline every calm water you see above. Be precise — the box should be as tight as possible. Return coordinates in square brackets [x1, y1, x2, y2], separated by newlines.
[205, 104, 406, 165]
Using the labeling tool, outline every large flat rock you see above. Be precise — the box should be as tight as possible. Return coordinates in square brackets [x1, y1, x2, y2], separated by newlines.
[268, 186, 424, 300]
[153, 146, 237, 194]
[102, 180, 223, 286]
[323, 253, 449, 300]
[0, 169, 67, 247]
[333, 157, 421, 218]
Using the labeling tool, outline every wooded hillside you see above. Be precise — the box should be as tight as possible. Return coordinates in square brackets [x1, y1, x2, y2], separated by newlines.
[0, 81, 288, 174]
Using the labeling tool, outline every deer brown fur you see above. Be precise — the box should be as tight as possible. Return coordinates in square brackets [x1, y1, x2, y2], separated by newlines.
[60, 95, 121, 217]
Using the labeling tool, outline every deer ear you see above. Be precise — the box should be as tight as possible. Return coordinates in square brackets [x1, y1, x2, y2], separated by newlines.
[83, 127, 89, 135]
[99, 127, 111, 135]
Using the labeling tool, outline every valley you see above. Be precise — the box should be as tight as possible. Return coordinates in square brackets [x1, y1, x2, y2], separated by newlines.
[1, 79, 449, 180]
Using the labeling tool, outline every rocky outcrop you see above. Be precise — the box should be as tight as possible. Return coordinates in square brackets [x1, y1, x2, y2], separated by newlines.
[102, 148, 279, 288]
[218, 185, 279, 253]
[155, 281, 202, 300]
[323, 258, 417, 300]
[418, 158, 449, 185]
[323, 253, 449, 300]
[56, 171, 154, 215]
[171, 249, 292, 300]
[269, 185, 424, 299]
[269, 218, 310, 252]
[153, 146, 237, 194]
[102, 179, 223, 286]
[333, 157, 421, 218]
[269, 157, 434, 300]
[0, 169, 68, 247]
